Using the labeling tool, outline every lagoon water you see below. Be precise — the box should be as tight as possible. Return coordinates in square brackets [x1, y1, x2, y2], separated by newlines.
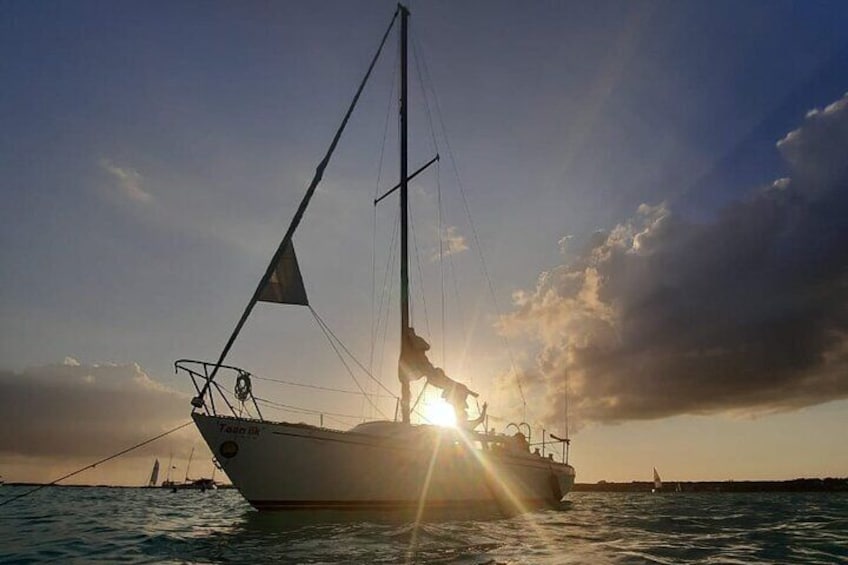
[1, 486, 846, 564]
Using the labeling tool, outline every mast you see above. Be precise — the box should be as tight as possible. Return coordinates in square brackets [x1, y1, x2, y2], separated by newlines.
[398, 3, 411, 424]
[165, 452, 173, 483]
[184, 447, 195, 483]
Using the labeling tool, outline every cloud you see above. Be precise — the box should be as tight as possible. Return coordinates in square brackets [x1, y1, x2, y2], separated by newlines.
[498, 93, 848, 426]
[777, 94, 848, 192]
[432, 226, 469, 261]
[557, 234, 574, 255]
[62, 356, 81, 367]
[0, 360, 206, 484]
[99, 158, 153, 203]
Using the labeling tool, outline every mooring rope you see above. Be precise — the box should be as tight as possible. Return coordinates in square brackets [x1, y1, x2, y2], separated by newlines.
[0, 420, 194, 508]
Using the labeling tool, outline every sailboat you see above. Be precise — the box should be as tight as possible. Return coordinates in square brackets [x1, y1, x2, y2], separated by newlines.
[164, 447, 218, 491]
[147, 459, 160, 488]
[652, 468, 662, 493]
[177, 4, 575, 515]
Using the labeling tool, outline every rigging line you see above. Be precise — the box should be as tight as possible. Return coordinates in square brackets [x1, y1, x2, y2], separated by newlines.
[411, 27, 467, 374]
[311, 312, 387, 420]
[309, 307, 391, 418]
[375, 213, 400, 385]
[446, 236, 467, 353]
[437, 167, 469, 377]
[423, 70, 443, 361]
[254, 398, 321, 416]
[254, 397, 367, 421]
[252, 374, 395, 399]
[0, 421, 194, 508]
[370, 196, 377, 374]
[438, 161, 446, 366]
[377, 214, 401, 385]
[370, 193, 379, 380]
[219, 385, 255, 420]
[420, 41, 466, 364]
[322, 414, 351, 428]
[409, 201, 431, 337]
[310, 306, 397, 400]
[370, 42, 400, 375]
[417, 40, 527, 415]
[257, 395, 427, 426]
[410, 381, 428, 413]
[201, 8, 400, 395]
[564, 369, 570, 439]
[411, 28, 440, 155]
[437, 162, 446, 366]
[412, 30, 445, 363]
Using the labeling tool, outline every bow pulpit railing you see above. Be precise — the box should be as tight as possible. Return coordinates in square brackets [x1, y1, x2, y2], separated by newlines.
[176, 359, 264, 420]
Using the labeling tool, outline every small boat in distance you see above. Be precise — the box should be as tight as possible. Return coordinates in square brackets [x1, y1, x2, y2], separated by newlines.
[167, 478, 218, 492]
[177, 3, 575, 516]
[162, 448, 218, 492]
[652, 468, 663, 493]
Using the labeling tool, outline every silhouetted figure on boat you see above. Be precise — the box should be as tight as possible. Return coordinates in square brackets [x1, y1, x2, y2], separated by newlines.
[401, 327, 487, 429]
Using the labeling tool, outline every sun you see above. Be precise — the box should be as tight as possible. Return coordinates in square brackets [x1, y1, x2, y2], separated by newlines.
[421, 397, 457, 428]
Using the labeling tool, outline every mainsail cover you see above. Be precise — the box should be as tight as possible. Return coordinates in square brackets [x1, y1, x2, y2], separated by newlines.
[257, 240, 308, 306]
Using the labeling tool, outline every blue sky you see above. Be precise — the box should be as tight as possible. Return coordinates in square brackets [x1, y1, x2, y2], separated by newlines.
[2, 1, 847, 483]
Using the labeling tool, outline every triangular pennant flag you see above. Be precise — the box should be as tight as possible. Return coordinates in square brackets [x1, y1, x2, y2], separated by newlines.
[257, 240, 309, 305]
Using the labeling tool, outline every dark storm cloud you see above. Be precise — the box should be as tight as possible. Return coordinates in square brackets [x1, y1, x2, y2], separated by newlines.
[0, 359, 191, 458]
[499, 94, 848, 425]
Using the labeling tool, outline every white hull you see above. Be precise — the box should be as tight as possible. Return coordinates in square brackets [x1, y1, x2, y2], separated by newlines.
[193, 413, 574, 514]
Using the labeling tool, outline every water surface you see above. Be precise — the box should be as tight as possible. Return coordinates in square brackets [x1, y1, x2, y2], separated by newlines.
[1, 486, 846, 563]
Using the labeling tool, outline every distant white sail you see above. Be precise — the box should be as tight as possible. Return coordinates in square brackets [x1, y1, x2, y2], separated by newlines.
[653, 467, 662, 491]
[148, 459, 160, 487]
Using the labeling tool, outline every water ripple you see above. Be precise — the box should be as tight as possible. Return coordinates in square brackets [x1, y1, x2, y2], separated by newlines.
[2, 488, 847, 563]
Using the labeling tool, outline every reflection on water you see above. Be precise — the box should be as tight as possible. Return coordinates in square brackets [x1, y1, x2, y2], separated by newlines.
[2, 486, 846, 564]
[239, 502, 518, 531]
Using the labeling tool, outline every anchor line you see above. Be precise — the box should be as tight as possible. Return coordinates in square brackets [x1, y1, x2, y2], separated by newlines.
[0, 420, 194, 508]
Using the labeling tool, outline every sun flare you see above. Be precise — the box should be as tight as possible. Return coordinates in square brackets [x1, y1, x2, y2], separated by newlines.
[421, 397, 457, 428]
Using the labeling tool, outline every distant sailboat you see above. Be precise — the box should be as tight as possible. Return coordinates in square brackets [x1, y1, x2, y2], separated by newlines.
[147, 459, 160, 487]
[163, 447, 218, 492]
[183, 446, 195, 484]
[652, 468, 662, 493]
